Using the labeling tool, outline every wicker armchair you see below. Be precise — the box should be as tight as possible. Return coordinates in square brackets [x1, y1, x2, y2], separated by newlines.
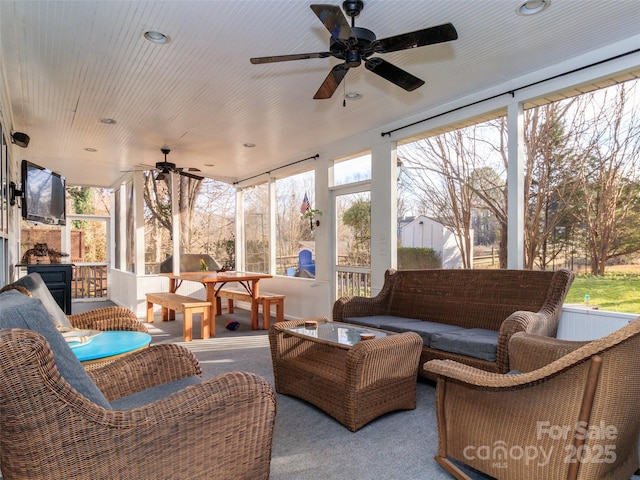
[0, 290, 277, 480]
[425, 317, 640, 480]
[6, 272, 148, 332]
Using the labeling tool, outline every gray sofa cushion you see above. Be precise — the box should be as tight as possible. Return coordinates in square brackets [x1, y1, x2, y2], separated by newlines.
[0, 289, 111, 409]
[10, 272, 72, 327]
[430, 328, 500, 362]
[380, 320, 466, 347]
[111, 376, 202, 410]
[343, 315, 412, 329]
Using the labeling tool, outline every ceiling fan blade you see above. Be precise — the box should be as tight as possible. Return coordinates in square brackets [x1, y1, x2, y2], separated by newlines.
[374, 23, 458, 53]
[310, 4, 354, 43]
[313, 64, 350, 99]
[365, 57, 425, 92]
[187, 167, 201, 172]
[251, 52, 332, 64]
[179, 171, 204, 181]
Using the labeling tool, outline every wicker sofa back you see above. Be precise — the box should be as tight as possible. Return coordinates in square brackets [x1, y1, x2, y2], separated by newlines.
[333, 268, 574, 377]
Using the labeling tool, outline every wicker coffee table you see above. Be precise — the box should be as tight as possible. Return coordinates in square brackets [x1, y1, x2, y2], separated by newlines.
[269, 318, 423, 431]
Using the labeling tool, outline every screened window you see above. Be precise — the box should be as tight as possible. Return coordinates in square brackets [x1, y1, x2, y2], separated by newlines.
[274, 170, 314, 276]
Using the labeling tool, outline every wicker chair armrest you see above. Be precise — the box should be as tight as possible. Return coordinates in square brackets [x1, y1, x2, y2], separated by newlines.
[425, 357, 581, 390]
[88, 344, 202, 400]
[332, 269, 396, 321]
[346, 332, 422, 388]
[68, 306, 148, 332]
[509, 332, 588, 373]
[332, 295, 388, 321]
[495, 309, 560, 373]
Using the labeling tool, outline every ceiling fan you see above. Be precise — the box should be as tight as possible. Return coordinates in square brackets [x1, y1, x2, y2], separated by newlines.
[250, 1, 458, 99]
[128, 148, 204, 181]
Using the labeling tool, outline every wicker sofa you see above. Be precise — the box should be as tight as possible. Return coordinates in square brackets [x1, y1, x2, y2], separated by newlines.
[333, 268, 574, 378]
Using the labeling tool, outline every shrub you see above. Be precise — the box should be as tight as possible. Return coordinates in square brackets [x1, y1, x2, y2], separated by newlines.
[397, 247, 441, 270]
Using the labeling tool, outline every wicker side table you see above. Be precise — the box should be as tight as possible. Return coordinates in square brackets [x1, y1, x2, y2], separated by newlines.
[269, 318, 423, 431]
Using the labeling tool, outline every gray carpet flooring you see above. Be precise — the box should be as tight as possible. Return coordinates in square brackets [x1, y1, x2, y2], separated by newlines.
[137, 304, 486, 480]
[72, 300, 640, 480]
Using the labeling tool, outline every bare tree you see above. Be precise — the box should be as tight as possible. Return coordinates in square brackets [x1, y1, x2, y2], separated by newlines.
[143, 172, 203, 255]
[573, 84, 640, 274]
[399, 129, 481, 268]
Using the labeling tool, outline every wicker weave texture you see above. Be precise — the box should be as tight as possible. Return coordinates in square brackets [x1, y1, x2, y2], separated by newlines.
[425, 317, 640, 480]
[269, 319, 422, 432]
[0, 328, 276, 480]
[333, 268, 574, 377]
[68, 305, 148, 332]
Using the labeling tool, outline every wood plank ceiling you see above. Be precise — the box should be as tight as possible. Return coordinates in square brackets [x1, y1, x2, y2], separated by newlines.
[1, 0, 639, 187]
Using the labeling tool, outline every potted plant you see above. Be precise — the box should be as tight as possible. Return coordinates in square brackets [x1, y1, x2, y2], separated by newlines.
[301, 208, 322, 230]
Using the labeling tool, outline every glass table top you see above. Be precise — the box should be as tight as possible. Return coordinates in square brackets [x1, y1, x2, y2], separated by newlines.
[284, 321, 390, 346]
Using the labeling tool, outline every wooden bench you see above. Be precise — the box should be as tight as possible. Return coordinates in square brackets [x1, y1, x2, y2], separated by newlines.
[146, 292, 212, 341]
[216, 288, 285, 330]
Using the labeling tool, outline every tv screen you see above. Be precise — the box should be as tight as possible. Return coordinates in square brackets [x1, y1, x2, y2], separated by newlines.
[21, 160, 66, 226]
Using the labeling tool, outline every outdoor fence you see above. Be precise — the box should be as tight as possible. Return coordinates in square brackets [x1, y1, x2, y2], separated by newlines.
[71, 263, 108, 299]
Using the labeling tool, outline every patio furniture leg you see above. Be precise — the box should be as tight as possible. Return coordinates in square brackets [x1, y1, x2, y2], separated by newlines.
[183, 310, 193, 342]
[146, 299, 154, 324]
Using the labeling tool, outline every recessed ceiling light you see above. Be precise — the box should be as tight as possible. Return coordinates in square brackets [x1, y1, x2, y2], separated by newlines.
[243, 143, 256, 148]
[143, 30, 170, 44]
[84, 147, 98, 152]
[516, 0, 550, 16]
[204, 163, 215, 167]
[345, 92, 362, 100]
[99, 118, 116, 125]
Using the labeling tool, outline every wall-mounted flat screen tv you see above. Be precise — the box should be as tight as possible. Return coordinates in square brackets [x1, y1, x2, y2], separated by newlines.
[21, 160, 66, 226]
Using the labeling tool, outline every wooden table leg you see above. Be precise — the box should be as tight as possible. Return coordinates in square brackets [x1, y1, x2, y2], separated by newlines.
[206, 285, 217, 337]
[146, 299, 154, 324]
[250, 280, 260, 330]
[168, 278, 177, 320]
[201, 307, 211, 339]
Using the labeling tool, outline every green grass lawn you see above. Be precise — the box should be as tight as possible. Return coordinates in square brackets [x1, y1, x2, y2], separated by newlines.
[565, 273, 640, 314]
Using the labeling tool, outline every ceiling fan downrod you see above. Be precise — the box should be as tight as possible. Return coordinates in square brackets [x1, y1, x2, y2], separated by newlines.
[343, 0, 363, 23]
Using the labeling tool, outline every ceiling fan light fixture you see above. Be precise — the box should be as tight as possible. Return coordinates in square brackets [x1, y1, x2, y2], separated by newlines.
[516, 0, 550, 16]
[143, 30, 170, 44]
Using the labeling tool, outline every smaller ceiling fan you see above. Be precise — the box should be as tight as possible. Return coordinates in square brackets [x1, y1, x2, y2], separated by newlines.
[250, 1, 458, 99]
[126, 148, 204, 180]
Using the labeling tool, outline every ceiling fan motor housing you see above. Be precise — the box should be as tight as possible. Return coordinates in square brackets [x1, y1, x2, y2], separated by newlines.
[343, 0, 364, 17]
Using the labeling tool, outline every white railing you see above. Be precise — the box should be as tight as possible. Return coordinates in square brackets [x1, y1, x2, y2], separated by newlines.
[336, 268, 371, 298]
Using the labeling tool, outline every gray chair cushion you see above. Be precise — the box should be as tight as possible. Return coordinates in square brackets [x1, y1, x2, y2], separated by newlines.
[111, 376, 202, 410]
[0, 290, 111, 408]
[380, 320, 466, 347]
[10, 272, 72, 327]
[430, 328, 500, 362]
[343, 315, 411, 329]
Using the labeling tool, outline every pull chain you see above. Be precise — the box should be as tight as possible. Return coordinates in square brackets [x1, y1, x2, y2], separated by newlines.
[343, 79, 346, 107]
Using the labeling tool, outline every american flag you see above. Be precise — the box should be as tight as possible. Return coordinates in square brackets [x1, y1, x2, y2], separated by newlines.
[300, 193, 311, 214]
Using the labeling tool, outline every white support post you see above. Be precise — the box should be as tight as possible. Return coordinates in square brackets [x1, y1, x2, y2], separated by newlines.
[170, 172, 180, 274]
[268, 176, 276, 275]
[507, 100, 525, 269]
[235, 188, 245, 271]
[133, 171, 146, 275]
[370, 139, 397, 292]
